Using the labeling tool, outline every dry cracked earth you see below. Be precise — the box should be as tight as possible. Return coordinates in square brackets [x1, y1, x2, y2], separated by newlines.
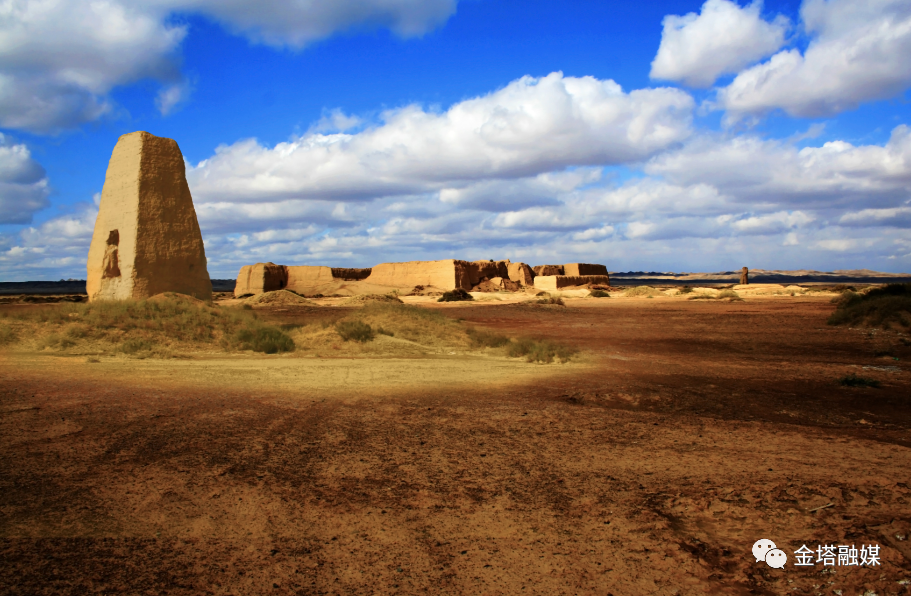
[1, 297, 911, 596]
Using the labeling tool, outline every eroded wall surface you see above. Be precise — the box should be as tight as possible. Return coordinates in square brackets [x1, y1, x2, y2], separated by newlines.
[534, 275, 611, 290]
[87, 131, 212, 302]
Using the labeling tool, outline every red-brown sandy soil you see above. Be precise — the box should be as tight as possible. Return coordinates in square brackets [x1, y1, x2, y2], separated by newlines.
[2, 296, 910, 595]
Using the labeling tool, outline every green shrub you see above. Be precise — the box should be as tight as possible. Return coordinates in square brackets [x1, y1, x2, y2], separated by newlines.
[507, 338, 576, 363]
[235, 326, 296, 353]
[335, 320, 375, 343]
[679, 286, 693, 294]
[590, 290, 610, 298]
[828, 283, 911, 328]
[839, 373, 881, 388]
[536, 295, 565, 305]
[438, 289, 474, 302]
[468, 328, 510, 348]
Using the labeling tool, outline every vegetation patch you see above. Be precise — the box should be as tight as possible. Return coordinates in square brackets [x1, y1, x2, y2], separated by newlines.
[235, 327, 295, 354]
[839, 373, 881, 388]
[468, 328, 510, 348]
[827, 283, 911, 329]
[590, 290, 610, 298]
[438, 289, 473, 302]
[0, 293, 294, 357]
[535, 295, 565, 305]
[343, 293, 403, 306]
[625, 286, 661, 297]
[507, 338, 576, 363]
[688, 289, 742, 301]
[335, 320, 376, 343]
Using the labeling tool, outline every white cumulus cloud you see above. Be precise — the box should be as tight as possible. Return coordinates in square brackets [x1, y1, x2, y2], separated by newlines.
[0, 134, 51, 224]
[651, 0, 789, 88]
[0, 0, 460, 132]
[186, 72, 694, 207]
[719, 0, 911, 119]
[176, 0, 458, 48]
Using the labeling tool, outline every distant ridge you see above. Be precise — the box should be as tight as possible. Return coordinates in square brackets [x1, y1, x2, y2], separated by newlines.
[611, 269, 911, 285]
[0, 279, 237, 295]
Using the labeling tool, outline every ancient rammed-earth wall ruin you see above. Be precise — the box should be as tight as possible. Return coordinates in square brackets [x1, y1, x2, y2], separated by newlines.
[234, 259, 610, 297]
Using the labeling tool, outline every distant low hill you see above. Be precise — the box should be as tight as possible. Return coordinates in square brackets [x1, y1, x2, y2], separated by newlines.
[611, 269, 911, 285]
[0, 279, 238, 295]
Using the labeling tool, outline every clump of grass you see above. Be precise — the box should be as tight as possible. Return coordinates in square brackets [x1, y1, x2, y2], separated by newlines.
[40, 333, 75, 350]
[468, 328, 510, 348]
[625, 286, 660, 297]
[828, 283, 911, 329]
[839, 373, 881, 388]
[438, 289, 473, 302]
[0, 324, 16, 346]
[507, 338, 576, 363]
[376, 327, 394, 337]
[590, 290, 610, 298]
[536, 295, 565, 305]
[688, 293, 716, 300]
[4, 293, 295, 356]
[351, 303, 469, 347]
[335, 320, 376, 343]
[235, 326, 295, 353]
[119, 338, 153, 354]
[678, 286, 694, 294]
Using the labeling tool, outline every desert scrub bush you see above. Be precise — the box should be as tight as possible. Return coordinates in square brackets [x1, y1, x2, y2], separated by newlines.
[438, 289, 473, 302]
[235, 326, 296, 353]
[536, 295, 565, 305]
[590, 290, 610, 298]
[678, 286, 694, 294]
[12, 293, 295, 355]
[344, 303, 468, 348]
[467, 328, 510, 348]
[625, 286, 660, 297]
[827, 283, 911, 329]
[335, 320, 376, 343]
[39, 333, 76, 350]
[687, 293, 717, 300]
[839, 373, 881, 388]
[119, 338, 153, 354]
[507, 338, 576, 363]
[376, 327, 394, 337]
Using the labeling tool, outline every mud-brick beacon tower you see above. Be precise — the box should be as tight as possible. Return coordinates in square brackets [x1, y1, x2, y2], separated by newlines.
[86, 131, 212, 302]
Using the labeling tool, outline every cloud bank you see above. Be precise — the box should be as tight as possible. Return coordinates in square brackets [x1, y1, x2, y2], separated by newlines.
[651, 0, 789, 88]
[719, 0, 911, 118]
[0, 0, 460, 132]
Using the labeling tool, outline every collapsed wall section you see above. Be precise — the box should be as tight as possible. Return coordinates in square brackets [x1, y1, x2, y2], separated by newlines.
[533, 265, 564, 276]
[365, 259, 473, 290]
[564, 263, 608, 276]
[507, 262, 535, 286]
[234, 262, 288, 296]
[331, 268, 372, 281]
[534, 275, 611, 290]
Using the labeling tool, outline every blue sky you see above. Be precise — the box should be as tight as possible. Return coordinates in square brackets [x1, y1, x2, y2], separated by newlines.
[1, 0, 910, 281]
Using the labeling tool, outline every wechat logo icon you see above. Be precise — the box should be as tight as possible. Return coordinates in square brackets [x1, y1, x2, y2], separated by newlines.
[753, 539, 787, 569]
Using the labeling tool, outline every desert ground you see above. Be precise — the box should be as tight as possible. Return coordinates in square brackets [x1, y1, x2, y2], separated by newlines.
[1, 291, 910, 595]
